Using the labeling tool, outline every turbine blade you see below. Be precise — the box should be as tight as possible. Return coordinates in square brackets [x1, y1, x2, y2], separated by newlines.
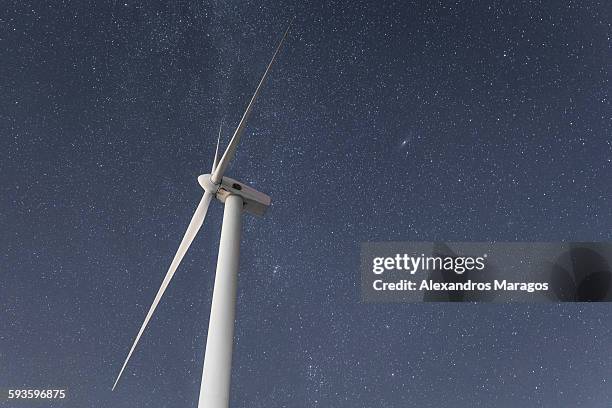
[112, 191, 214, 391]
[211, 18, 294, 184]
[212, 122, 222, 173]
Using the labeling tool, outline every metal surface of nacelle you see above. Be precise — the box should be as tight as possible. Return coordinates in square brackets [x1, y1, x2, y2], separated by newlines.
[198, 174, 271, 217]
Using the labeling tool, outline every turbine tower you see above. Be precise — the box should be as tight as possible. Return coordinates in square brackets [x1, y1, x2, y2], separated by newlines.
[112, 20, 292, 408]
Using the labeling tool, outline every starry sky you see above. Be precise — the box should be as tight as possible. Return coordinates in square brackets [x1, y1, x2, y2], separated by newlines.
[1, 0, 612, 407]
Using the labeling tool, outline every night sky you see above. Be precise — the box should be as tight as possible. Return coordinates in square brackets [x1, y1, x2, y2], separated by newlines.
[2, 0, 612, 407]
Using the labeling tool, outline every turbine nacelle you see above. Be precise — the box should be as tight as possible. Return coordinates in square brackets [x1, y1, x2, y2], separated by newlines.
[198, 174, 271, 217]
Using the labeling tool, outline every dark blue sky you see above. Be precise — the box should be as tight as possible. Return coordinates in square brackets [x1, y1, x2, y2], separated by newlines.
[1, 0, 611, 407]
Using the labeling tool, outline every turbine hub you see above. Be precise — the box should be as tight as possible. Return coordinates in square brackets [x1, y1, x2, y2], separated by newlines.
[198, 174, 220, 195]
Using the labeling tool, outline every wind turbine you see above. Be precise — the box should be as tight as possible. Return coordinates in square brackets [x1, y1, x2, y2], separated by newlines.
[112, 20, 292, 408]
